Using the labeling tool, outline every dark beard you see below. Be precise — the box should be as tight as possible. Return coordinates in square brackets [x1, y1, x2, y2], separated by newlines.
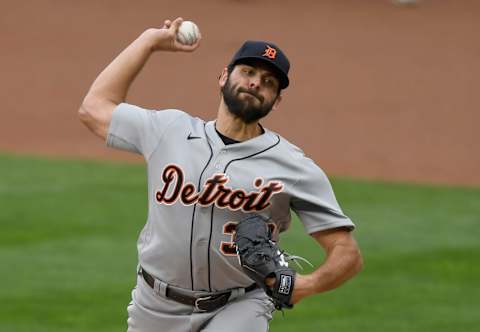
[221, 77, 276, 124]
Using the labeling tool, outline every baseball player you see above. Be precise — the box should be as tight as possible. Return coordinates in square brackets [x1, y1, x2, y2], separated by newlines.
[79, 18, 362, 332]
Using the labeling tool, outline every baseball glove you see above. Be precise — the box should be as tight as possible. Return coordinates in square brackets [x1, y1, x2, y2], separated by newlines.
[234, 214, 296, 310]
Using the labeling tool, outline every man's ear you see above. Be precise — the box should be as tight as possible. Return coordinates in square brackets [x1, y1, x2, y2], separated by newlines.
[271, 94, 282, 112]
[219, 67, 229, 88]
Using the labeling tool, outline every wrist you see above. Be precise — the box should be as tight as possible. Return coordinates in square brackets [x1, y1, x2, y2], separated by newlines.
[292, 273, 315, 303]
[139, 29, 162, 53]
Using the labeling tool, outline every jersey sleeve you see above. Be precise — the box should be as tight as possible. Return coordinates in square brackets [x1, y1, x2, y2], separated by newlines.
[106, 103, 184, 159]
[289, 157, 355, 234]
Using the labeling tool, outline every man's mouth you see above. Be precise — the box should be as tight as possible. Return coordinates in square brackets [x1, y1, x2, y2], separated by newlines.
[238, 89, 263, 103]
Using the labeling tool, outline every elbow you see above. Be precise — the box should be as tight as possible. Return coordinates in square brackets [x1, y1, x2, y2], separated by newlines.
[78, 93, 115, 125]
[78, 92, 107, 122]
[78, 103, 90, 125]
[77, 93, 114, 139]
[352, 246, 363, 275]
[78, 94, 97, 125]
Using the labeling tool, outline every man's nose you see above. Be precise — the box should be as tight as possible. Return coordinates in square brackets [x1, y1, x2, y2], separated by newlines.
[248, 76, 261, 90]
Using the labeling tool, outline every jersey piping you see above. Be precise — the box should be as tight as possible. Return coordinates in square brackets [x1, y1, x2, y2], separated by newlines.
[222, 135, 281, 173]
[206, 134, 281, 291]
[189, 122, 214, 290]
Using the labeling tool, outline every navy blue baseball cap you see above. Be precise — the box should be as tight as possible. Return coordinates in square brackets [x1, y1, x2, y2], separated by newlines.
[229, 40, 290, 89]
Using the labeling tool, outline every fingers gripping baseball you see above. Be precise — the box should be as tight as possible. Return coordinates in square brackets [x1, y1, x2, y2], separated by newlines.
[162, 20, 172, 29]
[148, 17, 201, 52]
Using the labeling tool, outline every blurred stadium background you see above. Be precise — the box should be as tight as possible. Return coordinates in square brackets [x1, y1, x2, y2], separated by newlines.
[1, 1, 478, 331]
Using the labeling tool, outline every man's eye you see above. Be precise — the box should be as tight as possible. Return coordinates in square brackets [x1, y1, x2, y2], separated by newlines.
[263, 77, 277, 87]
[243, 68, 254, 75]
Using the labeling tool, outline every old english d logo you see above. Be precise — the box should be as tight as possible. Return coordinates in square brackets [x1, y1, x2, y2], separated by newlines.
[262, 45, 277, 59]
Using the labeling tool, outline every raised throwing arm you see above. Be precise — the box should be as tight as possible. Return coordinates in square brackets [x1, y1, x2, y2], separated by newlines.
[78, 18, 201, 139]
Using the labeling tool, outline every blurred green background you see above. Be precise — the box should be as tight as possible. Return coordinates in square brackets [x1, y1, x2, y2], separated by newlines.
[1, 153, 478, 331]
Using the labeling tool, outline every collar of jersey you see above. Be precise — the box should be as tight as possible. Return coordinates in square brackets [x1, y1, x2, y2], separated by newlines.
[205, 120, 279, 154]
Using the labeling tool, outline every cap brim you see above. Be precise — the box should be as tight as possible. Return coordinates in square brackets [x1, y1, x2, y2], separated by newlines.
[231, 56, 289, 89]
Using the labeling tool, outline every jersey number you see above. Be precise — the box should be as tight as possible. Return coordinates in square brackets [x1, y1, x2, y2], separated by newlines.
[220, 221, 277, 256]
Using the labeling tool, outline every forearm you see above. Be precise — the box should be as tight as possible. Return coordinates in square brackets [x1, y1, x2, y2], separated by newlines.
[86, 30, 157, 103]
[293, 240, 363, 302]
[310, 242, 362, 292]
[78, 18, 200, 140]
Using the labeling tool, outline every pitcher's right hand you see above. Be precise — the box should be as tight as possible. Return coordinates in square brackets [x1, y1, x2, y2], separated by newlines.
[144, 17, 201, 53]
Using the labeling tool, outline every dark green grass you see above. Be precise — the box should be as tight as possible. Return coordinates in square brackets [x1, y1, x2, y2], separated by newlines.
[1, 153, 479, 332]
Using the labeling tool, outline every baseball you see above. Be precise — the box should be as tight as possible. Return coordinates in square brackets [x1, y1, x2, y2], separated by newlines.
[176, 21, 200, 46]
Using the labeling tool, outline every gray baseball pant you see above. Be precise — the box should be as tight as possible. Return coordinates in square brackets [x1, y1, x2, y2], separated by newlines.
[127, 275, 275, 332]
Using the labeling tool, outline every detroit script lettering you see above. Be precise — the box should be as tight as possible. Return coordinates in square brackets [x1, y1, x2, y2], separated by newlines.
[155, 165, 283, 211]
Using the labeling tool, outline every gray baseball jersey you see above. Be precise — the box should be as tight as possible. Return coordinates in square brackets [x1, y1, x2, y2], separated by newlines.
[107, 103, 354, 292]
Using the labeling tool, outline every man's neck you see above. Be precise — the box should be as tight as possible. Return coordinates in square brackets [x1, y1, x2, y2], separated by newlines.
[216, 103, 263, 142]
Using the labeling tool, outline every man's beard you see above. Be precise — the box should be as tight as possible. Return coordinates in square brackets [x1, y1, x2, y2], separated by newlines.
[221, 77, 277, 124]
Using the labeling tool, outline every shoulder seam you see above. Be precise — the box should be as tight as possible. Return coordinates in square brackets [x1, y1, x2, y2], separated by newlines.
[277, 138, 304, 190]
[145, 111, 186, 162]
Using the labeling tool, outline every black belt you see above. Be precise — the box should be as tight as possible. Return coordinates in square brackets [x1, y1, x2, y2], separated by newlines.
[140, 268, 257, 312]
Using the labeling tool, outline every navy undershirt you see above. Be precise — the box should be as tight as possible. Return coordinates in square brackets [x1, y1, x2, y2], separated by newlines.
[216, 129, 240, 145]
[215, 125, 265, 145]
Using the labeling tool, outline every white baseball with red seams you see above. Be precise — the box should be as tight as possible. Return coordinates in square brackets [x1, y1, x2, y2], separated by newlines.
[176, 21, 200, 45]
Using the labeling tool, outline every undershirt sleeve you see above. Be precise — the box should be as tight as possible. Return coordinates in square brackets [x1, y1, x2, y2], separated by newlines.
[106, 103, 184, 160]
[289, 157, 355, 234]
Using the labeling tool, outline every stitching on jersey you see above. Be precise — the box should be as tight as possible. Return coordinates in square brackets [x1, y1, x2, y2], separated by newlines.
[205, 134, 281, 291]
[282, 141, 307, 191]
[189, 122, 214, 290]
[288, 157, 327, 203]
[107, 134, 141, 155]
[207, 204, 215, 292]
[305, 221, 355, 235]
[145, 111, 186, 163]
[222, 135, 281, 173]
[288, 160, 354, 234]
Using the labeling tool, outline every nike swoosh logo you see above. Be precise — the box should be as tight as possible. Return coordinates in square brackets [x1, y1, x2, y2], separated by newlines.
[187, 133, 202, 140]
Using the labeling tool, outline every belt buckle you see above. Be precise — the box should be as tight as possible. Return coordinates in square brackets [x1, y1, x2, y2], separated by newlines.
[194, 295, 212, 312]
